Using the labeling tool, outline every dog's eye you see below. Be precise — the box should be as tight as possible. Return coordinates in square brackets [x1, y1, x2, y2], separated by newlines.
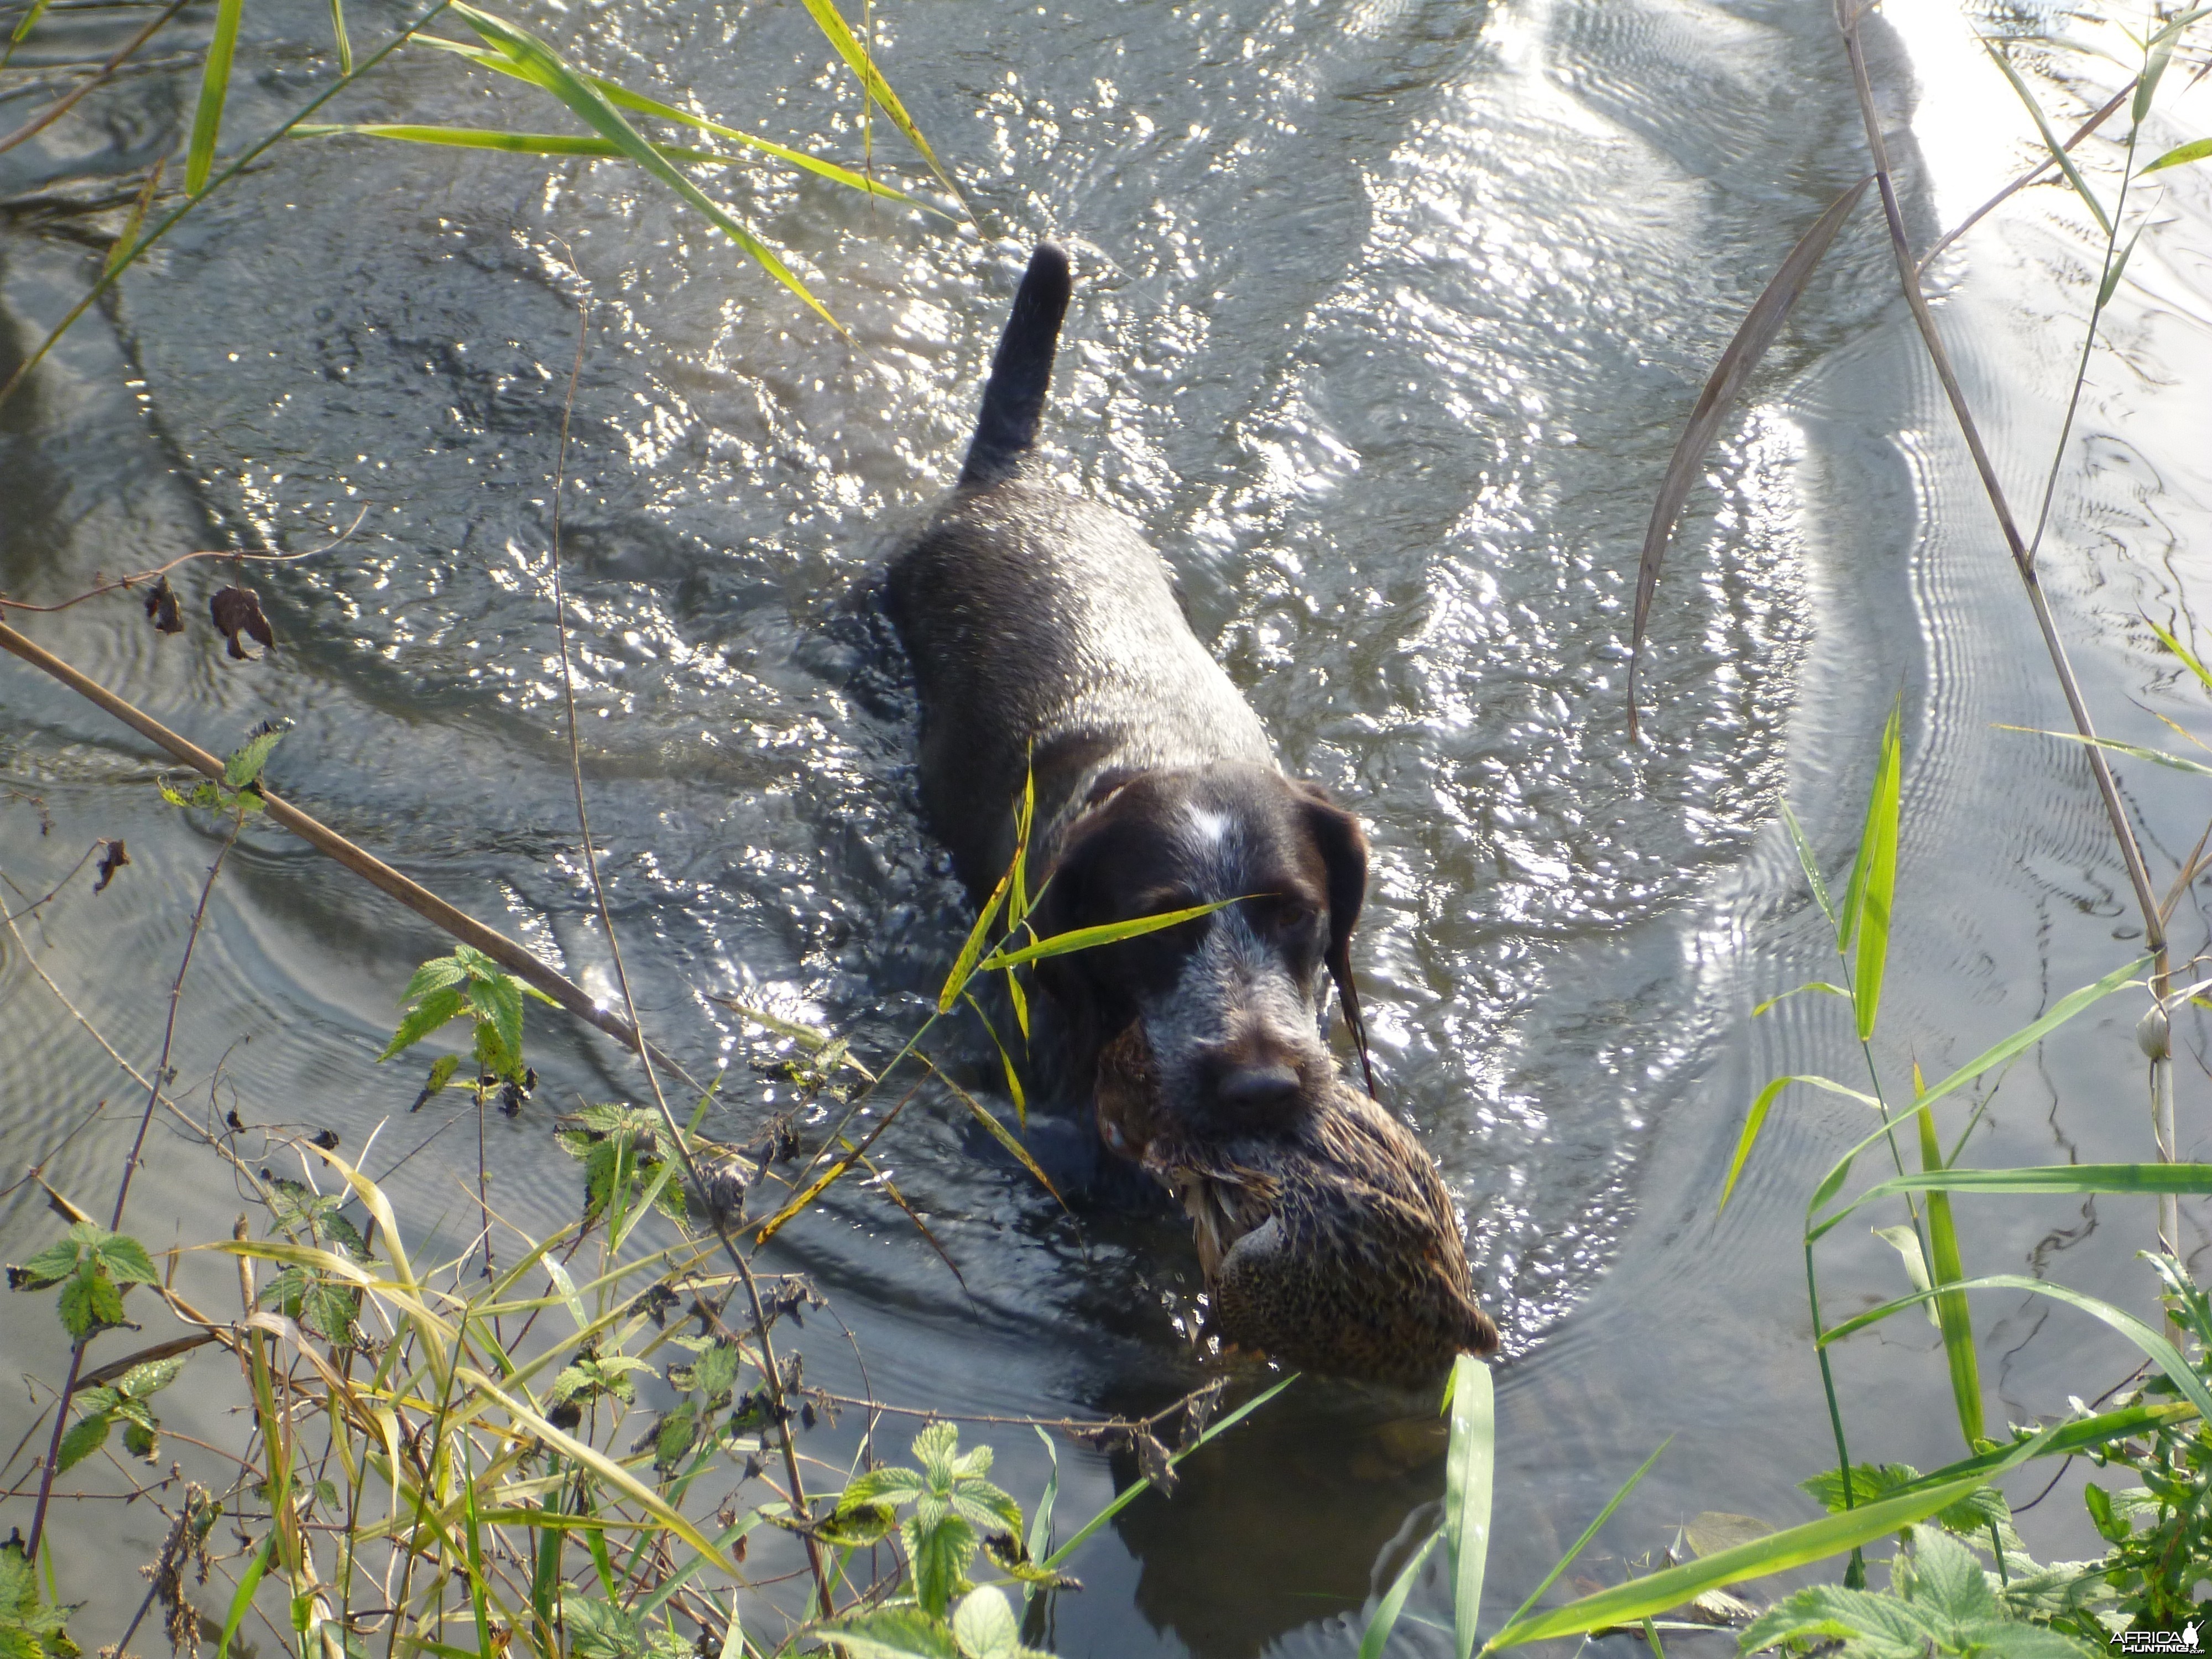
[1271, 899, 1317, 934]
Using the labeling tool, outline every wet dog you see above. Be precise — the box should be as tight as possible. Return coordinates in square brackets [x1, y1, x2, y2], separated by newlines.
[887, 243, 1376, 1145]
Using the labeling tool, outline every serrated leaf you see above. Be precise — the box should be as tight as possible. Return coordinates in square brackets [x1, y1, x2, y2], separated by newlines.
[378, 985, 467, 1062]
[912, 1420, 959, 1484]
[55, 1410, 111, 1473]
[841, 1465, 928, 1510]
[93, 1232, 158, 1285]
[12, 1238, 82, 1290]
[122, 1415, 159, 1460]
[58, 1266, 125, 1339]
[401, 954, 471, 1003]
[905, 1511, 978, 1620]
[223, 727, 284, 788]
[815, 1607, 961, 1659]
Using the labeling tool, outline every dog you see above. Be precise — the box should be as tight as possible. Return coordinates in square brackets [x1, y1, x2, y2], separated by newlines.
[887, 243, 1377, 1145]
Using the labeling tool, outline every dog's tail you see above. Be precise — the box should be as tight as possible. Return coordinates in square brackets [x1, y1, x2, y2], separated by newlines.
[959, 243, 1071, 488]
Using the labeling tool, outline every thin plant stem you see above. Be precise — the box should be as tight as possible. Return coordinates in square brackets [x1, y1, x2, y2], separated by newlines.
[1834, 7, 2176, 1260]
[1806, 1242, 1867, 1588]
[24, 802, 244, 1559]
[0, 0, 190, 148]
[539, 289, 832, 1613]
[0, 0, 456, 413]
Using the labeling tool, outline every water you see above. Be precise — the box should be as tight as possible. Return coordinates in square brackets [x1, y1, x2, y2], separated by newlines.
[6, 0, 2212, 1648]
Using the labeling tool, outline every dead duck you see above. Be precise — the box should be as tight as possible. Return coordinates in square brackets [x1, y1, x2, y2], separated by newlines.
[1095, 1027, 1500, 1387]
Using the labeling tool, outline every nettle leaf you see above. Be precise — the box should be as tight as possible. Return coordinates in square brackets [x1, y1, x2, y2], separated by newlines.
[379, 985, 468, 1062]
[815, 1501, 898, 1548]
[114, 1355, 186, 1400]
[904, 1511, 978, 1621]
[467, 971, 525, 1066]
[121, 1415, 159, 1461]
[840, 1465, 928, 1511]
[58, 1264, 128, 1339]
[11, 1237, 84, 1290]
[90, 1230, 156, 1285]
[55, 1410, 112, 1473]
[816, 1606, 961, 1659]
[401, 953, 470, 1003]
[223, 726, 284, 788]
[912, 1420, 959, 1484]
[672, 1339, 741, 1404]
[651, 1401, 700, 1473]
[564, 1598, 649, 1659]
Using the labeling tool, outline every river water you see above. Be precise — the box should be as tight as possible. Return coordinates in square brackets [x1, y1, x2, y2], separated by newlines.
[6, 0, 2212, 1649]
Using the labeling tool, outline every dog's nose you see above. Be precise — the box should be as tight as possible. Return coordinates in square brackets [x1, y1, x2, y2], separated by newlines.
[1216, 1061, 1301, 1114]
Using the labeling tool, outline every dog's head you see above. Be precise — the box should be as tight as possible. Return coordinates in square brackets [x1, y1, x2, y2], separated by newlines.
[1031, 762, 1369, 1141]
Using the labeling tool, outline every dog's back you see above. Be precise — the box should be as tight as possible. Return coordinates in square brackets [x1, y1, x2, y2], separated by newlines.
[888, 246, 1272, 893]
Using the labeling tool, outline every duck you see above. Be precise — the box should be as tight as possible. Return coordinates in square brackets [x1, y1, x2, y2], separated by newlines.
[1094, 1026, 1500, 1387]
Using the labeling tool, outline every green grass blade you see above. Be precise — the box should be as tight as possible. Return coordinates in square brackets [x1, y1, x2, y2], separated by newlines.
[979, 898, 1239, 972]
[1816, 1274, 2212, 1426]
[1916, 1108, 1982, 1447]
[329, 0, 352, 73]
[1491, 1437, 1671, 1644]
[1041, 1374, 1296, 1571]
[1882, 1400, 2195, 1500]
[446, 2, 842, 333]
[1359, 1528, 1441, 1659]
[961, 991, 1028, 1128]
[1850, 701, 1902, 1042]
[1022, 1425, 1058, 1611]
[1481, 1428, 2057, 1649]
[1980, 37, 2113, 235]
[106, 153, 168, 276]
[1731, 1070, 1885, 1216]
[296, 123, 769, 168]
[1809, 1159, 2212, 1242]
[9, 0, 56, 45]
[1778, 802, 1839, 931]
[2003, 723, 2212, 778]
[185, 0, 245, 195]
[1750, 981, 1849, 1018]
[1444, 1354, 1495, 1659]
[2143, 615, 2212, 692]
[928, 1060, 1061, 1206]
[2144, 136, 2212, 175]
[794, 0, 964, 207]
[1721, 1077, 1791, 1215]
[215, 1531, 275, 1658]
[413, 36, 931, 206]
[1881, 954, 2144, 1120]
[940, 859, 1011, 1013]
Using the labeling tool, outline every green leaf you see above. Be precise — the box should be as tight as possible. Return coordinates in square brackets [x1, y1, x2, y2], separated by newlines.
[2003, 724, 2212, 777]
[1723, 1074, 1884, 1215]
[1816, 1273, 2212, 1428]
[1810, 1161, 2212, 1243]
[446, 2, 841, 332]
[11, 1237, 84, 1291]
[328, 0, 351, 72]
[1915, 1109, 1982, 1448]
[1980, 38, 2112, 236]
[1906, 956, 2148, 1117]
[9, 0, 56, 46]
[978, 898, 1239, 972]
[1780, 801, 1838, 930]
[1022, 1426, 1057, 1611]
[92, 1231, 158, 1285]
[652, 1400, 698, 1473]
[1480, 1429, 2058, 1650]
[2098, 217, 2148, 309]
[114, 1354, 187, 1399]
[1871, 1225, 1940, 1327]
[185, 0, 244, 195]
[1493, 1438, 1671, 1640]
[1850, 701, 1902, 1042]
[1359, 1529, 1441, 1659]
[411, 36, 932, 205]
[951, 1587, 1023, 1659]
[793, 0, 963, 205]
[940, 862, 1011, 1013]
[223, 727, 284, 789]
[815, 1608, 961, 1659]
[122, 1414, 159, 1460]
[2143, 136, 2212, 175]
[58, 1265, 126, 1339]
[1444, 1354, 1494, 1659]
[379, 985, 467, 1061]
[55, 1410, 112, 1473]
[931, 1068, 1062, 1206]
[839, 1464, 928, 1511]
[1749, 981, 1849, 1017]
[2142, 614, 2212, 693]
[906, 1511, 978, 1620]
[467, 972, 525, 1076]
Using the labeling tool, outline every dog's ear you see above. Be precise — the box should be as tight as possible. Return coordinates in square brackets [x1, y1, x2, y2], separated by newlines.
[1026, 808, 1116, 1056]
[1294, 780, 1376, 1096]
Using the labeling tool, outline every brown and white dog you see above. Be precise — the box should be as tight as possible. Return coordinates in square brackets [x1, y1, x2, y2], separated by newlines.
[888, 244, 1376, 1148]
